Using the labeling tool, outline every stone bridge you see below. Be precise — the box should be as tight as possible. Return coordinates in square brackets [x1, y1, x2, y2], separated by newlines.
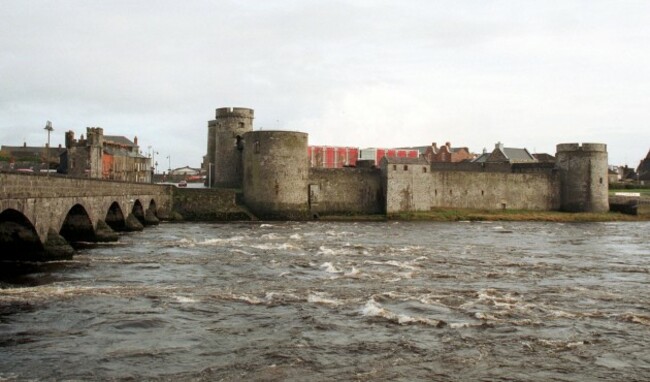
[0, 172, 173, 261]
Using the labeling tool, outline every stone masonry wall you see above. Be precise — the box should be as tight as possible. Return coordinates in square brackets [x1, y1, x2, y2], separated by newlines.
[172, 188, 251, 221]
[308, 167, 383, 215]
[385, 167, 561, 213]
[0, 172, 170, 200]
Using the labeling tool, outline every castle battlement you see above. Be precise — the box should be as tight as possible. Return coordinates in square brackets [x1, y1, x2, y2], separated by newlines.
[556, 143, 607, 153]
[215, 107, 255, 119]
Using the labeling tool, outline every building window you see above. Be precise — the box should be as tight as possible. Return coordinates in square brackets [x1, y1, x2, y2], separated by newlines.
[422, 167, 427, 173]
[254, 141, 260, 153]
[238, 122, 245, 129]
[481, 190, 484, 196]
[599, 177, 603, 184]
[434, 189, 437, 196]
[449, 189, 453, 195]
[404, 165, 408, 171]
[393, 165, 397, 171]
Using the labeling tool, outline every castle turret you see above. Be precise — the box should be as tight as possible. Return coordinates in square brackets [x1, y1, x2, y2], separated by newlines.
[65, 131, 75, 148]
[242, 130, 309, 219]
[207, 107, 254, 188]
[556, 143, 609, 213]
[86, 127, 104, 179]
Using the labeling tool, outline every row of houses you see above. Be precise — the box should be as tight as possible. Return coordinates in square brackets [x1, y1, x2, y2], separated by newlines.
[306, 141, 543, 169]
[1, 127, 151, 182]
[1, 127, 206, 183]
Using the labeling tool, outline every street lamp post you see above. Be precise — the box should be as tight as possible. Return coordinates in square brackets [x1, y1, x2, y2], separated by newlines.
[148, 146, 158, 183]
[44, 121, 53, 176]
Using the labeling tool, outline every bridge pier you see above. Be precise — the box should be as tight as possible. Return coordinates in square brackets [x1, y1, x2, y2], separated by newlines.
[125, 213, 144, 231]
[43, 228, 75, 260]
[144, 208, 160, 225]
[95, 220, 119, 242]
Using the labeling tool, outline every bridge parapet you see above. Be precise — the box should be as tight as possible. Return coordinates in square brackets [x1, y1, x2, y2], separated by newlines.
[1, 172, 171, 199]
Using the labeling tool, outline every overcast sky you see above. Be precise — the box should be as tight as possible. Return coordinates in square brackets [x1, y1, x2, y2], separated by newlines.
[1, 0, 648, 169]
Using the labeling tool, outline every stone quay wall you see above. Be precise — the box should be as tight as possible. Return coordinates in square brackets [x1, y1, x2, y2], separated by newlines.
[308, 167, 383, 216]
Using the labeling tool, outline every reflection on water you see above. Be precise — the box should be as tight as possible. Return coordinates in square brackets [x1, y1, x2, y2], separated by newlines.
[1, 221, 649, 381]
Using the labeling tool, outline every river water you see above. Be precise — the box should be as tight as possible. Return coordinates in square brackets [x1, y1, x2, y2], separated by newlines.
[1, 221, 649, 381]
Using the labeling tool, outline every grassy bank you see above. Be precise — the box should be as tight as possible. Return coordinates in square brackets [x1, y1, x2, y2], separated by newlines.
[388, 208, 649, 222]
[609, 189, 650, 197]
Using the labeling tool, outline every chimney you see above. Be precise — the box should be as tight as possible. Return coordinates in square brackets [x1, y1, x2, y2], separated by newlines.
[445, 142, 451, 148]
[23, 142, 26, 148]
[134, 136, 138, 146]
[65, 131, 75, 148]
[496, 142, 504, 150]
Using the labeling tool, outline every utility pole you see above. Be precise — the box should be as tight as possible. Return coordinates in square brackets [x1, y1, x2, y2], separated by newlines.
[44, 121, 53, 177]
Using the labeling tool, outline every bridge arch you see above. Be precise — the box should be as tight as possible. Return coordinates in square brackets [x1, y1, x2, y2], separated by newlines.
[132, 200, 145, 224]
[0, 208, 43, 261]
[105, 201, 126, 231]
[60, 204, 96, 245]
[148, 199, 157, 216]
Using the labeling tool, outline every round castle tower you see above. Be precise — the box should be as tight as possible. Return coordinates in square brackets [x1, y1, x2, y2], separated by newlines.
[242, 130, 310, 219]
[556, 143, 609, 213]
[207, 107, 254, 188]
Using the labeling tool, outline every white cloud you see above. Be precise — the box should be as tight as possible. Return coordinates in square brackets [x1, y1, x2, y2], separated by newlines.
[1, 0, 648, 167]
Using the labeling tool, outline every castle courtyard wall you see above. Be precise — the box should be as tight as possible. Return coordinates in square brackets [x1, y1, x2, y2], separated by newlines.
[308, 167, 383, 215]
[385, 168, 561, 213]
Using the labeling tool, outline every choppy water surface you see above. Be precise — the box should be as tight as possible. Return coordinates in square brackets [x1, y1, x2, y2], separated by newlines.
[1, 221, 649, 381]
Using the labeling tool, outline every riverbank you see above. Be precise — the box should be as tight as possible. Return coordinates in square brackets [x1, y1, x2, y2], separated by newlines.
[314, 208, 648, 222]
[387, 208, 649, 222]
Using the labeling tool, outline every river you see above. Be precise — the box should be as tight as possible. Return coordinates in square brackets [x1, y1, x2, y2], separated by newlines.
[1, 221, 649, 381]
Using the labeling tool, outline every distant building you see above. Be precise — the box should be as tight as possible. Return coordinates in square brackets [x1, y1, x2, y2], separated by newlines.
[472, 142, 537, 164]
[170, 166, 201, 176]
[608, 168, 620, 184]
[532, 153, 555, 163]
[61, 127, 151, 183]
[359, 147, 420, 166]
[0, 142, 66, 172]
[308, 146, 359, 168]
[423, 142, 474, 163]
[637, 149, 650, 181]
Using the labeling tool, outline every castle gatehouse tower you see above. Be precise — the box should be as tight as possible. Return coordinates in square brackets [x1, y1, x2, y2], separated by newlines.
[242, 130, 310, 219]
[556, 143, 609, 213]
[207, 107, 254, 188]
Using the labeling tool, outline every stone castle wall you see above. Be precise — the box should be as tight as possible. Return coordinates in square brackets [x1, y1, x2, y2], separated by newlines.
[171, 188, 250, 221]
[308, 167, 383, 215]
[384, 166, 561, 213]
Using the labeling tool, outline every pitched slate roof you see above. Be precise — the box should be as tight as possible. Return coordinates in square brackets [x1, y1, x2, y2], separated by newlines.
[472, 143, 536, 163]
[105, 135, 136, 147]
[395, 146, 430, 154]
[381, 156, 428, 165]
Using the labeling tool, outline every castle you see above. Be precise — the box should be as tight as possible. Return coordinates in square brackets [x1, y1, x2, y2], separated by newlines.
[206, 107, 609, 219]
